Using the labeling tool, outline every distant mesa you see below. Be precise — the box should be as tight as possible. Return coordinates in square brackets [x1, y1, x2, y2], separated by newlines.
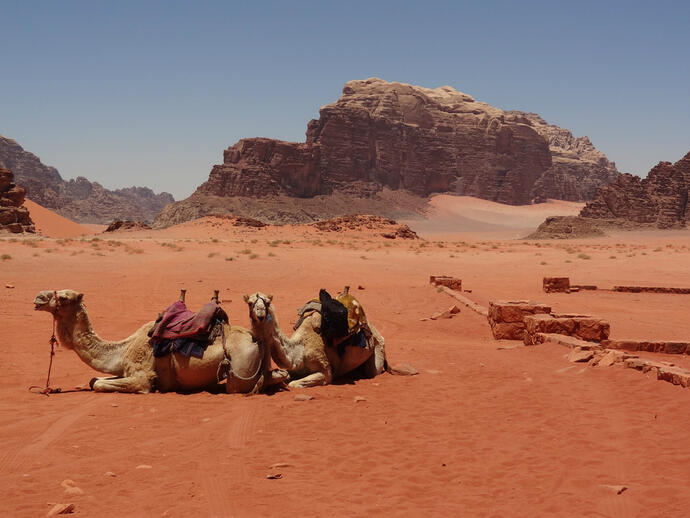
[0, 167, 35, 233]
[155, 78, 619, 227]
[0, 135, 174, 224]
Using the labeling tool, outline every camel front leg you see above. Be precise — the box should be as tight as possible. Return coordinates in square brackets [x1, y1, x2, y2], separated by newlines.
[90, 375, 152, 393]
[288, 369, 331, 388]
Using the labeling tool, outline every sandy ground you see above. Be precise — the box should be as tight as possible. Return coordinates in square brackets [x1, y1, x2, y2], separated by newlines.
[2, 200, 690, 517]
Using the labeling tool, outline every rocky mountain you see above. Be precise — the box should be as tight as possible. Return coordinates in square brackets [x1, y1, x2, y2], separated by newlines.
[0, 167, 35, 233]
[508, 112, 619, 202]
[156, 78, 618, 227]
[0, 135, 174, 224]
[579, 151, 690, 229]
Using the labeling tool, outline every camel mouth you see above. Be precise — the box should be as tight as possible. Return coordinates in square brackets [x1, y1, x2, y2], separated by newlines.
[33, 295, 52, 311]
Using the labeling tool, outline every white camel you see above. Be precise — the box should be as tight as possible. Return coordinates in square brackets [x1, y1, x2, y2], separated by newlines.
[33, 289, 270, 394]
[244, 291, 402, 388]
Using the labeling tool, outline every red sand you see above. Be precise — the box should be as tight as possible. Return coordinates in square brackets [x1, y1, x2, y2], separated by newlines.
[2, 201, 690, 517]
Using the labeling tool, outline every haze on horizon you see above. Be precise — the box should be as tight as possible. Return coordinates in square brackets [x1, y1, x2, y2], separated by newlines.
[2, 0, 689, 200]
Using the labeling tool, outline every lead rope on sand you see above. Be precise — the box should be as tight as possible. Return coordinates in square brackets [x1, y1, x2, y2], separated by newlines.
[29, 297, 62, 395]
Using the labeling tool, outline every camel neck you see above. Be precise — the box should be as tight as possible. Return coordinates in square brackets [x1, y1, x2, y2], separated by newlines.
[56, 305, 125, 376]
[253, 308, 303, 371]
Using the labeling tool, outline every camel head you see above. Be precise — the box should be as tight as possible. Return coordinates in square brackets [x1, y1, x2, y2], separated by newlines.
[243, 292, 273, 323]
[34, 289, 84, 316]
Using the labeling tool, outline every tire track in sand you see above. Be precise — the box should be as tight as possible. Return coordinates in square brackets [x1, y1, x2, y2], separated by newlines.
[201, 405, 259, 518]
[0, 395, 102, 475]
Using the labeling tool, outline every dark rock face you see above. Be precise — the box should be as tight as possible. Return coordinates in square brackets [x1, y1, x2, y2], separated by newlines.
[580, 151, 690, 229]
[0, 136, 174, 224]
[0, 167, 35, 233]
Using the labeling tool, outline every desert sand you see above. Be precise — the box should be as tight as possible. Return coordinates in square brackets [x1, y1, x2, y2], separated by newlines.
[2, 200, 690, 517]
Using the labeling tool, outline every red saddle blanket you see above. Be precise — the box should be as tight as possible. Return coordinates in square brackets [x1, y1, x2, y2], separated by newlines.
[149, 301, 228, 341]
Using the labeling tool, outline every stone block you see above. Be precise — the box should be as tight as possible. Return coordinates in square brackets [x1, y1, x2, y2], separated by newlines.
[490, 322, 526, 340]
[543, 277, 570, 293]
[430, 275, 462, 291]
[487, 300, 551, 340]
[524, 313, 609, 343]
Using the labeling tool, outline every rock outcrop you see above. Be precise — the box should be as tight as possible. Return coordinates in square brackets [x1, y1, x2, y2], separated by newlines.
[525, 215, 605, 239]
[580, 151, 690, 229]
[0, 135, 174, 224]
[157, 78, 618, 226]
[0, 167, 35, 233]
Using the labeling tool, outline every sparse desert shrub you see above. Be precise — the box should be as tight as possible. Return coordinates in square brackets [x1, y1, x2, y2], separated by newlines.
[268, 252, 276, 257]
[609, 255, 617, 259]
[225, 257, 234, 261]
[240, 249, 252, 254]
[540, 261, 547, 265]
[249, 253, 259, 259]
[577, 253, 591, 260]
[1, 253, 11, 261]
[208, 252, 219, 258]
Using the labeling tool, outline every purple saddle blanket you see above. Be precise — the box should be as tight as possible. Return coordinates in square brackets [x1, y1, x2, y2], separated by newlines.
[148, 300, 228, 341]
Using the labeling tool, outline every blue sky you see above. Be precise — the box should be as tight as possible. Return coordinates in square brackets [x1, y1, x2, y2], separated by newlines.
[2, 1, 689, 199]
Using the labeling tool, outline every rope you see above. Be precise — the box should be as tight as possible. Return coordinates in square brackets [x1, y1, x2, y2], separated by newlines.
[29, 297, 62, 395]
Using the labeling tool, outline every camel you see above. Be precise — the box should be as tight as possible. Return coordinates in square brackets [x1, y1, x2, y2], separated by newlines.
[33, 289, 270, 394]
[244, 291, 391, 388]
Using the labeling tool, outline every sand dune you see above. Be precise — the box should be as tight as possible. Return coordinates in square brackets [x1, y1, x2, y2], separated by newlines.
[401, 195, 584, 238]
[23, 199, 100, 238]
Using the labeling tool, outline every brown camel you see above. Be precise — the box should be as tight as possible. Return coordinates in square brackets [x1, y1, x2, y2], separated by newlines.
[244, 291, 396, 388]
[33, 289, 270, 394]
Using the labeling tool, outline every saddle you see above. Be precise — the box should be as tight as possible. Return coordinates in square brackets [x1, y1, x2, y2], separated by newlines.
[295, 286, 370, 356]
[148, 290, 228, 359]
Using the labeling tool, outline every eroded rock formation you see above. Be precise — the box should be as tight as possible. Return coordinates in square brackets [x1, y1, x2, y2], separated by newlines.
[0, 135, 174, 224]
[158, 78, 618, 226]
[0, 167, 35, 233]
[580, 151, 690, 228]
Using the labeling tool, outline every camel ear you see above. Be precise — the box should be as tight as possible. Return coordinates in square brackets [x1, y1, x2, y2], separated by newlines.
[242, 294, 249, 303]
[77, 293, 84, 302]
[267, 293, 273, 302]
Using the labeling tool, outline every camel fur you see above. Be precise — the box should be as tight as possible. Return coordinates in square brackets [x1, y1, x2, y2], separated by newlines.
[244, 292, 389, 388]
[33, 289, 269, 394]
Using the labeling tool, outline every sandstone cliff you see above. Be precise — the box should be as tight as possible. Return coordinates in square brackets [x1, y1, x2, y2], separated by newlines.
[0, 135, 174, 224]
[580, 151, 690, 229]
[157, 78, 619, 226]
[508, 112, 619, 202]
[0, 167, 35, 233]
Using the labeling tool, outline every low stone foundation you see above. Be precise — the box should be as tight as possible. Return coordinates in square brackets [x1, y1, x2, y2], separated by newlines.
[524, 313, 610, 344]
[430, 275, 462, 291]
[488, 301, 551, 340]
[602, 339, 690, 355]
[613, 286, 690, 294]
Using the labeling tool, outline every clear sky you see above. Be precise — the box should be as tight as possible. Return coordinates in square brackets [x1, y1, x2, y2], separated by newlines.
[2, 0, 689, 199]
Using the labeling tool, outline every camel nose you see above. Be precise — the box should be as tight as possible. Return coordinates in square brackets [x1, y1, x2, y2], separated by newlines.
[257, 314, 265, 322]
